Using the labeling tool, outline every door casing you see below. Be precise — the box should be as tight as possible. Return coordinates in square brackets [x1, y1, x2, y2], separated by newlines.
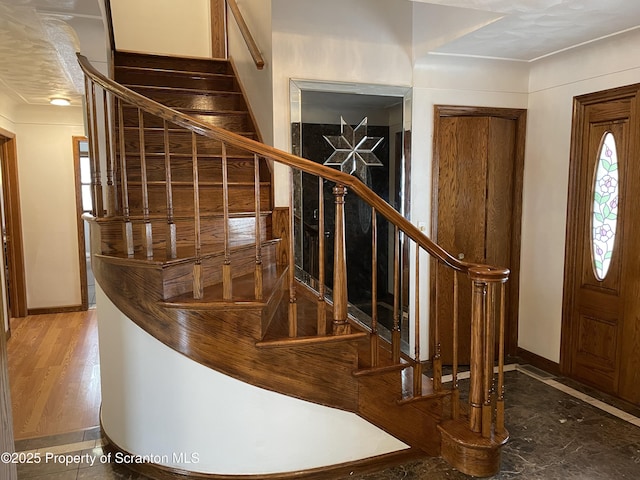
[0, 128, 27, 320]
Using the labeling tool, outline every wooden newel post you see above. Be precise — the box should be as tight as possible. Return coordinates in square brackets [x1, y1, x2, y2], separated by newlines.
[332, 184, 350, 335]
[469, 272, 487, 434]
[468, 265, 510, 438]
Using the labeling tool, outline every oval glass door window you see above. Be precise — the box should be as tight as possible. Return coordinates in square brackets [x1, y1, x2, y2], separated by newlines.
[591, 132, 619, 280]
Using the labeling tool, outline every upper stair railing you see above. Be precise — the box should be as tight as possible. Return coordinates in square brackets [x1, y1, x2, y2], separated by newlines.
[78, 53, 509, 452]
[226, 0, 265, 69]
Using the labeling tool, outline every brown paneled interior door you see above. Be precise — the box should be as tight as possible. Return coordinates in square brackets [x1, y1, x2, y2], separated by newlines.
[563, 87, 640, 405]
[434, 113, 518, 365]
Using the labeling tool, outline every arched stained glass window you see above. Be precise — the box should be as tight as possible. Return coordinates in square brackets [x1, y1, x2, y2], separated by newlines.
[591, 132, 619, 281]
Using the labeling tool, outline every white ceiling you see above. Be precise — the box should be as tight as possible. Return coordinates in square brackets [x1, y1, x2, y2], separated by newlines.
[1, 0, 640, 106]
[413, 0, 640, 61]
[0, 0, 104, 107]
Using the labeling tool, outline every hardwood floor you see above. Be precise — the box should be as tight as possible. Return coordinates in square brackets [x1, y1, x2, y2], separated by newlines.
[6, 310, 101, 440]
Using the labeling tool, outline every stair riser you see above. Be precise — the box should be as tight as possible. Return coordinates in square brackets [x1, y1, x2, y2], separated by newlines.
[123, 155, 263, 184]
[162, 242, 277, 299]
[119, 124, 255, 152]
[358, 372, 442, 456]
[120, 108, 255, 134]
[126, 184, 272, 215]
[97, 215, 272, 257]
[126, 88, 247, 111]
[116, 69, 238, 91]
[114, 52, 232, 75]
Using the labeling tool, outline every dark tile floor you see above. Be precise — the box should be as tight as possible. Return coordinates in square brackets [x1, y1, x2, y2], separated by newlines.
[13, 370, 640, 479]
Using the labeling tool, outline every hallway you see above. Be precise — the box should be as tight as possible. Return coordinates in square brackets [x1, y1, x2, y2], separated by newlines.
[7, 311, 640, 479]
[8, 310, 101, 440]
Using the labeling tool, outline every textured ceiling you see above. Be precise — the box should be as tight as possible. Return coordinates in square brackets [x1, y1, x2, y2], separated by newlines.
[1, 0, 640, 107]
[0, 0, 103, 107]
[413, 0, 640, 61]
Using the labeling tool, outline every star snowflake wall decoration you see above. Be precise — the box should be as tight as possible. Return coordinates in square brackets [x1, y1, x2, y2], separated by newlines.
[323, 117, 384, 181]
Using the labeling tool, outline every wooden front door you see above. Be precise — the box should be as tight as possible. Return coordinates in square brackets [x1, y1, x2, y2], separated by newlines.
[562, 85, 640, 404]
[432, 107, 526, 365]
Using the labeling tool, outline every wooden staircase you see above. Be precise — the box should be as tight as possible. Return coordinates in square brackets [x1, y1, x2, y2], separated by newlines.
[79, 51, 510, 478]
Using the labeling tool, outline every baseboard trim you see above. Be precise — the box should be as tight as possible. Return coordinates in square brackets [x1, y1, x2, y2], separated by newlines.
[516, 348, 561, 376]
[27, 305, 86, 316]
[101, 429, 423, 480]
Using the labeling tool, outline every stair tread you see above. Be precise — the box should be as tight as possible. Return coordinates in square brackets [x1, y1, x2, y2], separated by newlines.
[116, 65, 236, 79]
[261, 282, 369, 343]
[124, 84, 242, 96]
[96, 210, 272, 222]
[98, 238, 279, 265]
[399, 367, 449, 401]
[114, 52, 232, 75]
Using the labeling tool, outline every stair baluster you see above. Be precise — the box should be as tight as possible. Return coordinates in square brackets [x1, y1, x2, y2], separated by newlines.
[496, 282, 506, 434]
[164, 120, 177, 259]
[483, 280, 496, 438]
[370, 207, 379, 367]
[192, 132, 203, 299]
[432, 261, 442, 392]
[253, 154, 263, 300]
[288, 167, 297, 337]
[316, 176, 326, 335]
[221, 142, 232, 300]
[413, 243, 422, 396]
[85, 78, 103, 218]
[331, 184, 350, 335]
[392, 226, 401, 363]
[137, 109, 153, 258]
[103, 92, 117, 217]
[451, 271, 460, 419]
[116, 98, 134, 257]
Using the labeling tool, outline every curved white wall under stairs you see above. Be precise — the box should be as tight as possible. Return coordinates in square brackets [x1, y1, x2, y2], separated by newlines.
[96, 286, 409, 475]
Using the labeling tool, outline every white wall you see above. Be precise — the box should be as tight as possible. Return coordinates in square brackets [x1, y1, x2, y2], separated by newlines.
[409, 54, 529, 358]
[227, 0, 274, 145]
[0, 93, 17, 133]
[12, 105, 85, 309]
[519, 29, 640, 363]
[270, 0, 413, 207]
[110, 0, 211, 58]
[96, 286, 408, 475]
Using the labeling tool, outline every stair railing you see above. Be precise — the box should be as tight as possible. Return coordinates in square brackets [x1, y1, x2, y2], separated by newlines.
[226, 0, 265, 69]
[78, 53, 508, 444]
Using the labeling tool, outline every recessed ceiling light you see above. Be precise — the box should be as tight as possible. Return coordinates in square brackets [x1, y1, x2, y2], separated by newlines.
[50, 98, 71, 106]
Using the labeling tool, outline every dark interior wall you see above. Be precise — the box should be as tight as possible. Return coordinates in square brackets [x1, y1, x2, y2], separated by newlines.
[300, 122, 391, 316]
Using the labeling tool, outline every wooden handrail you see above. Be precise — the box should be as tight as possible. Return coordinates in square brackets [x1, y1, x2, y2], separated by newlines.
[227, 0, 265, 70]
[77, 54, 499, 279]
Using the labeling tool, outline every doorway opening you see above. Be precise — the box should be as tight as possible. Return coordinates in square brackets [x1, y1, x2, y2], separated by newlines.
[290, 80, 412, 351]
[73, 136, 94, 309]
